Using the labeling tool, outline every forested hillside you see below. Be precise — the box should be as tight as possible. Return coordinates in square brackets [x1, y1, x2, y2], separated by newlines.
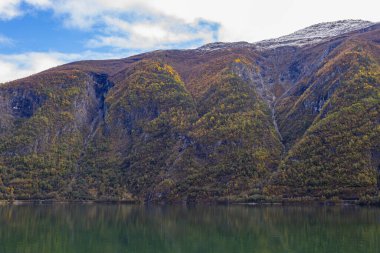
[0, 21, 379, 203]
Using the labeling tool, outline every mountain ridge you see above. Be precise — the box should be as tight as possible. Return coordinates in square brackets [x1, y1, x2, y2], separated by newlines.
[198, 19, 376, 51]
[0, 20, 379, 203]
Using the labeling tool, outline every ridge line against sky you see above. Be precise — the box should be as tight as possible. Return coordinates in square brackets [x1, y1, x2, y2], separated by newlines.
[0, 0, 379, 83]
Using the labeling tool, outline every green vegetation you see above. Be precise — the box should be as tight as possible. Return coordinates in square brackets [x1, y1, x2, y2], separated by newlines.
[0, 71, 92, 200]
[0, 32, 379, 203]
[269, 45, 380, 200]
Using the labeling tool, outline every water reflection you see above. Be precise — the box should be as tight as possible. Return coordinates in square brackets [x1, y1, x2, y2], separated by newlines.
[0, 204, 379, 253]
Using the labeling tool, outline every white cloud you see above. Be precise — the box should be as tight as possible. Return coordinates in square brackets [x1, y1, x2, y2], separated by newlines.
[20, 0, 380, 43]
[1, 0, 379, 43]
[25, 0, 51, 7]
[42, 0, 147, 29]
[0, 35, 13, 45]
[0, 0, 215, 50]
[0, 52, 71, 83]
[0, 51, 128, 83]
[0, 0, 51, 20]
[87, 16, 218, 49]
[48, 1, 219, 49]
[0, 0, 21, 20]
[143, 0, 380, 42]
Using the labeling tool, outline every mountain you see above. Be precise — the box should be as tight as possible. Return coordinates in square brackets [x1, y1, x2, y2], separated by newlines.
[0, 20, 379, 203]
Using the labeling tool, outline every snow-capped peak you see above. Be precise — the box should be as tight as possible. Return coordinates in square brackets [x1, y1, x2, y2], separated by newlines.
[197, 20, 375, 51]
[254, 19, 374, 49]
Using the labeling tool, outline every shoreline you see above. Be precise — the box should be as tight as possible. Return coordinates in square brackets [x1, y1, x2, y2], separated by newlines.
[0, 198, 379, 206]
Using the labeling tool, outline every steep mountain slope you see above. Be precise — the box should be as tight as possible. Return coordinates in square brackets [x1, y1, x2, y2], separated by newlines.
[0, 71, 112, 199]
[0, 20, 379, 202]
[269, 39, 380, 199]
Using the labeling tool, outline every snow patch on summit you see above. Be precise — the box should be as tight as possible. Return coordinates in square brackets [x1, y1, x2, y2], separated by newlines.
[254, 20, 374, 49]
[197, 42, 251, 51]
[196, 20, 375, 51]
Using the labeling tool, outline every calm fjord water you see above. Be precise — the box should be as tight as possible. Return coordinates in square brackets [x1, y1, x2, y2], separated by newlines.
[0, 204, 379, 253]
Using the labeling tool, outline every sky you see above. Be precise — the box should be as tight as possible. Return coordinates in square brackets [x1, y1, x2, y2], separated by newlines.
[0, 0, 379, 83]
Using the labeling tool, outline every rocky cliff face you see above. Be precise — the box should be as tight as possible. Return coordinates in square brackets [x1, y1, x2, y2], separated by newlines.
[0, 20, 379, 202]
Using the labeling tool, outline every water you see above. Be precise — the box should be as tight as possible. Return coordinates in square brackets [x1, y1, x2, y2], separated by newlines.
[0, 204, 379, 253]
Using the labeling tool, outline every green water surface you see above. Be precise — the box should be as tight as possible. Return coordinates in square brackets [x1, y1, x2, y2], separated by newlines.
[0, 204, 379, 253]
